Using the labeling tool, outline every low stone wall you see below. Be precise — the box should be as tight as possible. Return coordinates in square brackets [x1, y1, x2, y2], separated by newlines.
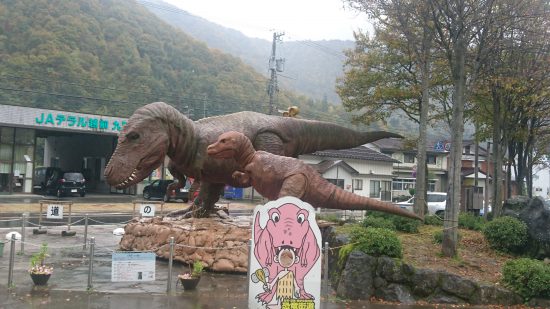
[119, 216, 251, 273]
[336, 251, 524, 305]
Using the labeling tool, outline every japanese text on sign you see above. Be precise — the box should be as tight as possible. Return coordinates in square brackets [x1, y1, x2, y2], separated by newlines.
[112, 252, 155, 282]
[46, 205, 64, 219]
[140, 204, 155, 217]
[35, 112, 127, 131]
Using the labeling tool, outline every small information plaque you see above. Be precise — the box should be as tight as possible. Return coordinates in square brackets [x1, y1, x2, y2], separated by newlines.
[111, 252, 155, 282]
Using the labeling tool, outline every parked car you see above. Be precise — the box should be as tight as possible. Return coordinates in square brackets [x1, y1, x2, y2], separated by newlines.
[33, 167, 62, 193]
[143, 179, 189, 202]
[45, 171, 86, 197]
[395, 192, 447, 217]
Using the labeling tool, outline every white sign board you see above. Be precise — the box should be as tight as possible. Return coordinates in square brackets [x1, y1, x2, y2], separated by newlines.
[46, 204, 64, 219]
[139, 204, 155, 217]
[111, 252, 155, 282]
[248, 197, 321, 309]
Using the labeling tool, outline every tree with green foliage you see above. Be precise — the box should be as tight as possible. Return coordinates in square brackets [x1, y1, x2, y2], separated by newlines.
[340, 0, 453, 218]
[471, 0, 550, 202]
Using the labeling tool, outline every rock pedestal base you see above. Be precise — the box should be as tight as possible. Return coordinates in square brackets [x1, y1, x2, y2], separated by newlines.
[120, 216, 251, 273]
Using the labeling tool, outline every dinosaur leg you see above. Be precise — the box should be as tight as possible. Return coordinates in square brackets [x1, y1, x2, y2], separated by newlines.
[253, 132, 285, 155]
[278, 174, 307, 199]
[192, 182, 225, 218]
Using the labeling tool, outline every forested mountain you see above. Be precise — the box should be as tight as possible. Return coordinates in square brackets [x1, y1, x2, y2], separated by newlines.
[140, 0, 354, 104]
[0, 0, 349, 123]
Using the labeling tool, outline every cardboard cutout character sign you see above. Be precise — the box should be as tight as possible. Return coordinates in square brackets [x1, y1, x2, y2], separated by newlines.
[248, 197, 321, 309]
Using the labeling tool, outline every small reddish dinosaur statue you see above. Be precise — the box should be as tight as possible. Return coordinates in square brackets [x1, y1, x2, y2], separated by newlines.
[207, 131, 422, 220]
[104, 102, 403, 217]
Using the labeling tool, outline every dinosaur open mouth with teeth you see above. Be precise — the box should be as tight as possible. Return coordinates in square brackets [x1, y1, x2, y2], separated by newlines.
[114, 168, 139, 188]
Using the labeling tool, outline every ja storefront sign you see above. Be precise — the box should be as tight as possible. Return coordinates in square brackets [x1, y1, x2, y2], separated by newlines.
[35, 112, 127, 132]
[248, 197, 321, 309]
[111, 252, 155, 282]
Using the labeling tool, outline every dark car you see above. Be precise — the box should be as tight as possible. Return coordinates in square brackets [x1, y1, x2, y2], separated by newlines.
[33, 167, 63, 193]
[45, 171, 86, 197]
[143, 179, 189, 202]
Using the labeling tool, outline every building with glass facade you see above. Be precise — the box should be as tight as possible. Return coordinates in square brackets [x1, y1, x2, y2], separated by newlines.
[0, 104, 128, 194]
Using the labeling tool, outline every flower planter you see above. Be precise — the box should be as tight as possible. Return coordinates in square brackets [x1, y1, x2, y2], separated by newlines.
[30, 273, 51, 285]
[179, 277, 200, 290]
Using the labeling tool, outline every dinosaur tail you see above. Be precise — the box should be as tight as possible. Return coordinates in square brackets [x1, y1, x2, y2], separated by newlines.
[277, 119, 402, 156]
[318, 182, 422, 220]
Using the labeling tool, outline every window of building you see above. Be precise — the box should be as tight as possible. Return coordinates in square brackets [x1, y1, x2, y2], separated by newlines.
[428, 180, 436, 192]
[0, 127, 35, 193]
[392, 178, 416, 191]
[327, 178, 344, 189]
[370, 180, 380, 198]
[404, 153, 415, 163]
[353, 179, 363, 191]
[381, 181, 392, 201]
[393, 178, 437, 192]
[427, 154, 437, 165]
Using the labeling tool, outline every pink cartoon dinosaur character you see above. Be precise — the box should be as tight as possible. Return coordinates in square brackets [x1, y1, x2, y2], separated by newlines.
[253, 202, 320, 305]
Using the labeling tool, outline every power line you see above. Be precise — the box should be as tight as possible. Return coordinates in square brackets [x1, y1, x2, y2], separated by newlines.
[0, 72, 270, 110]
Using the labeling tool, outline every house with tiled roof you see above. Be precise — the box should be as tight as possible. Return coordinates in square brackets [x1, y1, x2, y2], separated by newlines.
[369, 138, 449, 198]
[299, 145, 400, 202]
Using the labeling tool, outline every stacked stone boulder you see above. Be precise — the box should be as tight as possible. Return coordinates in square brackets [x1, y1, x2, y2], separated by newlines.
[119, 216, 251, 272]
[503, 196, 550, 258]
[336, 251, 523, 305]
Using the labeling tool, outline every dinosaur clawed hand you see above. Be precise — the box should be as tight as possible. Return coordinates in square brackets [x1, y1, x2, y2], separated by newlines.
[256, 290, 274, 304]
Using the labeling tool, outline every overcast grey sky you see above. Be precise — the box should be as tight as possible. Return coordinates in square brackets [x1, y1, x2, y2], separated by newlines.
[162, 0, 371, 41]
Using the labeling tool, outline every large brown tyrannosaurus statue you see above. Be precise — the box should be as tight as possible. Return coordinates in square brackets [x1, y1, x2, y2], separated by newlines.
[104, 102, 402, 217]
[207, 131, 422, 220]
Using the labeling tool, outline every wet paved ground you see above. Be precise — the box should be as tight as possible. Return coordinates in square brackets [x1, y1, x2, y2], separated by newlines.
[0, 217, 398, 308]
[0, 195, 462, 308]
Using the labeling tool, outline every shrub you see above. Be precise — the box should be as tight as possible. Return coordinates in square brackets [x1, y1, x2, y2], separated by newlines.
[502, 258, 550, 300]
[482, 216, 528, 254]
[458, 212, 485, 231]
[392, 216, 421, 233]
[337, 243, 355, 268]
[317, 213, 340, 223]
[424, 215, 443, 226]
[367, 211, 420, 233]
[433, 230, 443, 244]
[362, 216, 396, 230]
[349, 227, 403, 258]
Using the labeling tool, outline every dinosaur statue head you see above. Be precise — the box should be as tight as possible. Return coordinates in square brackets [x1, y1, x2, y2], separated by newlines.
[206, 131, 249, 159]
[105, 102, 180, 189]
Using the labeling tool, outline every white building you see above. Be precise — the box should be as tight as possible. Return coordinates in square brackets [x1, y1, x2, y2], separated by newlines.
[300, 145, 400, 202]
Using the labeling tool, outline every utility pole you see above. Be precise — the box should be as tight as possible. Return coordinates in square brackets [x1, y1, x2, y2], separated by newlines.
[203, 94, 207, 118]
[268, 32, 285, 115]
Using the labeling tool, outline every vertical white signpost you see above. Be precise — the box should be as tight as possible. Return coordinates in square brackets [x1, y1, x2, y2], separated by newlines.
[248, 197, 321, 309]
